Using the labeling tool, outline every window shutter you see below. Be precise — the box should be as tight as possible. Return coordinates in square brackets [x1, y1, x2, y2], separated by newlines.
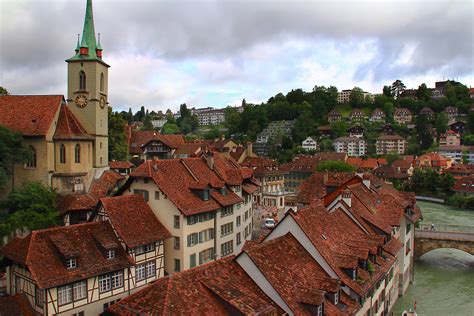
[187, 235, 191, 247]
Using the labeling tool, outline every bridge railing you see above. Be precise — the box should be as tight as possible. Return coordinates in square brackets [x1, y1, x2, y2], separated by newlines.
[416, 223, 474, 234]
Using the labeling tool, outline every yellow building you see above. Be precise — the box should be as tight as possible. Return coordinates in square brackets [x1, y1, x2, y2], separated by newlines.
[0, 0, 108, 195]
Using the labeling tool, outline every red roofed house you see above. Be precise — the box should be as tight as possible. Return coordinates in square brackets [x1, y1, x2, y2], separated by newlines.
[117, 153, 259, 274]
[109, 174, 419, 315]
[439, 130, 460, 146]
[109, 161, 134, 175]
[0, 0, 110, 197]
[1, 222, 135, 315]
[415, 152, 451, 170]
[452, 176, 474, 196]
[328, 109, 342, 123]
[370, 108, 386, 122]
[376, 134, 407, 155]
[444, 106, 458, 122]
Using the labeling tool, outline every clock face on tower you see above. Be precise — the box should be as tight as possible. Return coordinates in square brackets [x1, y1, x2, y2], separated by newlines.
[99, 96, 106, 109]
[75, 94, 88, 108]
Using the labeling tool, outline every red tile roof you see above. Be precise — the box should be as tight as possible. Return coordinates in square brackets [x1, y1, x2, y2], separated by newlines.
[129, 156, 245, 216]
[452, 176, 474, 194]
[297, 172, 354, 205]
[128, 131, 185, 155]
[1, 221, 132, 289]
[89, 170, 125, 200]
[0, 95, 64, 136]
[109, 161, 134, 169]
[100, 195, 172, 248]
[0, 294, 36, 316]
[57, 193, 97, 215]
[173, 142, 204, 156]
[53, 104, 93, 140]
[107, 256, 281, 315]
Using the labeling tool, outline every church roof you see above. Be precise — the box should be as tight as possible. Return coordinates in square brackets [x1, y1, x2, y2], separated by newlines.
[53, 104, 94, 140]
[0, 95, 64, 136]
[66, 0, 108, 65]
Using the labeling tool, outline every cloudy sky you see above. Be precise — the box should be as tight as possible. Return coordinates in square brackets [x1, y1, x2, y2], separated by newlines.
[1, 0, 473, 112]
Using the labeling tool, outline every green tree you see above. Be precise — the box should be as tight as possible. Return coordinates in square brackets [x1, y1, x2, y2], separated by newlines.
[204, 126, 221, 140]
[162, 123, 180, 134]
[108, 108, 128, 161]
[0, 86, 9, 95]
[5, 181, 60, 235]
[331, 121, 348, 138]
[391, 79, 406, 99]
[225, 107, 242, 135]
[292, 110, 315, 143]
[416, 114, 433, 150]
[467, 112, 474, 134]
[349, 87, 364, 107]
[319, 138, 334, 152]
[463, 134, 474, 145]
[383, 85, 392, 97]
[141, 114, 154, 131]
[386, 153, 401, 165]
[0, 125, 29, 188]
[434, 112, 449, 140]
[382, 102, 395, 121]
[416, 83, 431, 102]
[316, 160, 355, 172]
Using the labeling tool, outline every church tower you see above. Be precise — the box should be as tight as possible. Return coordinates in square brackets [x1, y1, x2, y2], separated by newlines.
[66, 0, 109, 169]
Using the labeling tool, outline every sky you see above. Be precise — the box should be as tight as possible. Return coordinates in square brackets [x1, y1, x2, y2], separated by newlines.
[1, 0, 473, 113]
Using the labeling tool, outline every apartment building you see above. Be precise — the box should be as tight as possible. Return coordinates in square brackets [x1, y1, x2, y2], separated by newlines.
[439, 145, 474, 164]
[195, 109, 226, 126]
[370, 108, 386, 122]
[349, 108, 365, 122]
[1, 219, 169, 316]
[338, 89, 373, 103]
[376, 135, 407, 155]
[241, 157, 288, 210]
[118, 154, 258, 274]
[393, 108, 412, 125]
[444, 106, 458, 122]
[328, 109, 342, 122]
[419, 107, 435, 120]
[254, 120, 295, 156]
[333, 137, 367, 157]
[108, 174, 420, 316]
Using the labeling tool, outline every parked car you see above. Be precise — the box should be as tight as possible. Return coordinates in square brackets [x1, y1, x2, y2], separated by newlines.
[264, 218, 276, 229]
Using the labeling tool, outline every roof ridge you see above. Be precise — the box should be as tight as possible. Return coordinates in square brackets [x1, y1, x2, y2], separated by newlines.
[181, 159, 199, 181]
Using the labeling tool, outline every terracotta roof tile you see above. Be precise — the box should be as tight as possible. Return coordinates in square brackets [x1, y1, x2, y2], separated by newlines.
[53, 104, 93, 140]
[109, 161, 134, 169]
[100, 195, 172, 248]
[1, 221, 132, 289]
[0, 95, 64, 136]
[57, 193, 97, 215]
[108, 256, 281, 315]
[297, 172, 354, 205]
[173, 142, 204, 156]
[452, 176, 474, 194]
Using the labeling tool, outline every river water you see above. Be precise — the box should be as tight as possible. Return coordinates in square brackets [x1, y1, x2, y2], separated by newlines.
[392, 201, 474, 315]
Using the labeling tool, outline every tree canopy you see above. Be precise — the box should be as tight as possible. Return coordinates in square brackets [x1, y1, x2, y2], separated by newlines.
[315, 160, 355, 172]
[108, 108, 128, 161]
[0, 125, 29, 189]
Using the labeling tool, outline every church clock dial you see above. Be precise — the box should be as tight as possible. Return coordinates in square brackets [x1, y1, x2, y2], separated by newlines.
[75, 94, 88, 108]
[99, 96, 106, 109]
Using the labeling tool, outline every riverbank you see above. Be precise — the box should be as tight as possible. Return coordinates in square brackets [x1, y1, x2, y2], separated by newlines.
[392, 201, 474, 315]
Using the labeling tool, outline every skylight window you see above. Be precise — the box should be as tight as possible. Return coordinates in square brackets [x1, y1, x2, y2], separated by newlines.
[106, 249, 115, 260]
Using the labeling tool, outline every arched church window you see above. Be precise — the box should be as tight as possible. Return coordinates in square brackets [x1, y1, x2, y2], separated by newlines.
[26, 145, 37, 168]
[60, 144, 66, 164]
[100, 73, 104, 91]
[79, 70, 86, 90]
[75, 144, 81, 163]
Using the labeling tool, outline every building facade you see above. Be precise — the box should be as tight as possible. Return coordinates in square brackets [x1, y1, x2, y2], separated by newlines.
[376, 135, 407, 155]
[301, 137, 318, 151]
[333, 137, 367, 157]
[393, 108, 412, 125]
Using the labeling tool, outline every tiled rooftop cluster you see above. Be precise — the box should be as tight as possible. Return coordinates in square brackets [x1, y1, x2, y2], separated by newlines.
[108, 173, 420, 315]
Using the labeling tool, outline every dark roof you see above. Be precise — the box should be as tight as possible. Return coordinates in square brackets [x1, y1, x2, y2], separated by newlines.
[1, 222, 132, 289]
[0, 95, 64, 136]
[100, 195, 172, 248]
[0, 294, 36, 316]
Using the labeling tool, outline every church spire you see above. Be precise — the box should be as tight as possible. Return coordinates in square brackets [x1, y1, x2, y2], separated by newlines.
[68, 0, 105, 61]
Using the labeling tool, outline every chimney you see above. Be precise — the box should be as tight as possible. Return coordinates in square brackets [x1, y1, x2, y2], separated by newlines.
[323, 171, 329, 185]
[362, 173, 371, 189]
[246, 142, 253, 157]
[206, 152, 214, 170]
[342, 189, 352, 207]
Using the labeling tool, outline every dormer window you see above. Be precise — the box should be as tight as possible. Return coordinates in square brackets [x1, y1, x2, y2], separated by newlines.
[334, 291, 339, 305]
[66, 257, 77, 269]
[203, 189, 210, 201]
[106, 249, 115, 260]
[220, 187, 226, 195]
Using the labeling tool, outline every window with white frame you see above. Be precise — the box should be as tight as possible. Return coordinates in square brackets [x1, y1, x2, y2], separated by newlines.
[221, 222, 233, 237]
[146, 261, 156, 277]
[199, 247, 215, 264]
[66, 257, 77, 269]
[236, 232, 241, 245]
[57, 285, 72, 306]
[136, 243, 155, 255]
[221, 240, 233, 256]
[136, 264, 146, 281]
[174, 237, 180, 250]
[187, 233, 199, 247]
[106, 249, 115, 260]
[221, 206, 233, 217]
[236, 216, 241, 227]
[35, 286, 44, 307]
[73, 281, 87, 301]
[174, 215, 180, 229]
[99, 271, 123, 293]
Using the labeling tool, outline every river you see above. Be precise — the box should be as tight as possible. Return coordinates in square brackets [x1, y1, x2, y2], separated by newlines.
[392, 201, 474, 315]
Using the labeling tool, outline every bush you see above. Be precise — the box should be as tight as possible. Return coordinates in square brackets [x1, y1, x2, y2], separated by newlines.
[316, 160, 355, 172]
[446, 194, 474, 210]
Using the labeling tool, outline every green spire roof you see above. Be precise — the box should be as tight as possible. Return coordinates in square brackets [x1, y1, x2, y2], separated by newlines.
[75, 34, 81, 51]
[67, 0, 107, 64]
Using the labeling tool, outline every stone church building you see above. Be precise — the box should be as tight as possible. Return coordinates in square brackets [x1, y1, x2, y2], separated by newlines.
[0, 0, 109, 196]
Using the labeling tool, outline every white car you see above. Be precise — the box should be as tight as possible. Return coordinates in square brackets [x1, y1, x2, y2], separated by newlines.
[264, 218, 276, 229]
